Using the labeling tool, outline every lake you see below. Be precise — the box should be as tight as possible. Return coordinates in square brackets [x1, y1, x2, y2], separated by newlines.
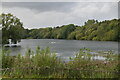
[4, 39, 118, 61]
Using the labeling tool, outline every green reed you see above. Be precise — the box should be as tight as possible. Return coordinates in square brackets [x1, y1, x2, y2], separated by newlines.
[1, 47, 119, 78]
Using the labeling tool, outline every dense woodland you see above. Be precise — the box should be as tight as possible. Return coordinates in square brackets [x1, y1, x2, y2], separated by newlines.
[23, 19, 120, 41]
[1, 13, 120, 44]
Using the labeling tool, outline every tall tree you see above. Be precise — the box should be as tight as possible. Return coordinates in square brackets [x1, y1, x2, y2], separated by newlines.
[2, 13, 24, 44]
[0, 14, 2, 44]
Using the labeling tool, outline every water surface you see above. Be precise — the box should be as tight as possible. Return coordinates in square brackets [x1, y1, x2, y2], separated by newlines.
[5, 39, 118, 61]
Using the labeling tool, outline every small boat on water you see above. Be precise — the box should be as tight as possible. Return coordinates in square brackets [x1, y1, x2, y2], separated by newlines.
[4, 44, 21, 47]
[4, 39, 21, 47]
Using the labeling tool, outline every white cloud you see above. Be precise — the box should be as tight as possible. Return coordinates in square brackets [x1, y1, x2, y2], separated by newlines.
[0, 2, 2, 12]
[2, 2, 118, 29]
[72, 2, 118, 20]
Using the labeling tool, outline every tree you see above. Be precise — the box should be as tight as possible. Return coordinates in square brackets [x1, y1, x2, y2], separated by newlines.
[56, 24, 75, 39]
[0, 14, 2, 27]
[18, 18, 119, 41]
[0, 14, 2, 44]
[85, 19, 96, 25]
[2, 13, 24, 44]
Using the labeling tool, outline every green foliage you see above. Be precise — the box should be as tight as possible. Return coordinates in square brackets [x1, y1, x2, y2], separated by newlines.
[2, 13, 25, 44]
[0, 15, 1, 23]
[24, 19, 119, 41]
[2, 48, 13, 69]
[2, 47, 119, 78]
[57, 24, 75, 39]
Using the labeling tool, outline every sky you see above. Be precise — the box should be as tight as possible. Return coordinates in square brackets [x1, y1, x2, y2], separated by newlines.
[2, 0, 120, 2]
[1, 0, 119, 29]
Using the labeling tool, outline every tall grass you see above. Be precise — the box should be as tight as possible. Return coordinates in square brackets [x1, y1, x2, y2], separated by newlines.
[1, 47, 119, 78]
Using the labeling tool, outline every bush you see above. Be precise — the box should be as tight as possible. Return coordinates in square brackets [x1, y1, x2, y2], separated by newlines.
[2, 47, 119, 78]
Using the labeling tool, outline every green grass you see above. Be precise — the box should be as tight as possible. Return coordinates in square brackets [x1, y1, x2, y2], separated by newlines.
[1, 47, 119, 78]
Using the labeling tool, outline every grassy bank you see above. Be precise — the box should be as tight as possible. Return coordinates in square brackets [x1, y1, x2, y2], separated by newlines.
[1, 47, 119, 78]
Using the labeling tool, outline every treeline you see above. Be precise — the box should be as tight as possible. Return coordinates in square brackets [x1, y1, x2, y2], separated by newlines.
[1, 13, 120, 43]
[23, 19, 120, 41]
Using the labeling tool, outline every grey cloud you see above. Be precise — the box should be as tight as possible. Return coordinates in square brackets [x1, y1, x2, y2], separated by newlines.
[2, 2, 77, 13]
[2, 2, 118, 29]
[118, 1, 120, 18]
[2, 0, 119, 2]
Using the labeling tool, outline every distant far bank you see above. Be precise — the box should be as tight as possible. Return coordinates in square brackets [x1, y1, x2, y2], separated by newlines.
[23, 19, 120, 41]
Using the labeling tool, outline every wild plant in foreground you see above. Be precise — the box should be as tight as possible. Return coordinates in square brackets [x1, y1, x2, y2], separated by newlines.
[1, 47, 119, 78]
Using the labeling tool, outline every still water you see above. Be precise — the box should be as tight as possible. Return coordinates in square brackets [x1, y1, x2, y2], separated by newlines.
[5, 39, 118, 61]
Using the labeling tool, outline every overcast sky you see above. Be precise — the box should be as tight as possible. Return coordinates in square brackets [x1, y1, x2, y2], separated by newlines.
[1, 1, 119, 29]
[2, 0, 120, 2]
